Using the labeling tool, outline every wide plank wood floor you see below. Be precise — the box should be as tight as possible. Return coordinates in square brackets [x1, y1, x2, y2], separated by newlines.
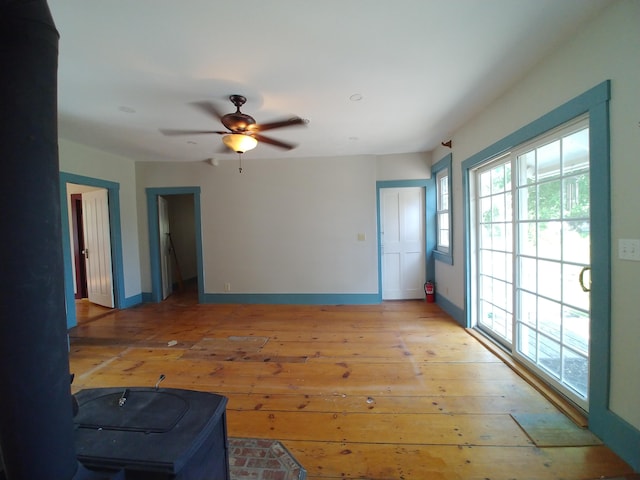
[69, 290, 636, 480]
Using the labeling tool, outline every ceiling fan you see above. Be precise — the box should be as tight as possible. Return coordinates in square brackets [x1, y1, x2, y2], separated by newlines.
[161, 94, 307, 155]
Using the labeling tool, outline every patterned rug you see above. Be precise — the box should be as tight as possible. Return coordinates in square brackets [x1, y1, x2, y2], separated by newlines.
[228, 437, 307, 480]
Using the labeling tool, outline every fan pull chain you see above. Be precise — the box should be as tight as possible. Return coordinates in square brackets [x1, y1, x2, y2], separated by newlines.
[238, 153, 243, 173]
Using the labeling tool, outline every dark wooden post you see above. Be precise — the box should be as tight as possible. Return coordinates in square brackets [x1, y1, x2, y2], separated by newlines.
[0, 1, 78, 478]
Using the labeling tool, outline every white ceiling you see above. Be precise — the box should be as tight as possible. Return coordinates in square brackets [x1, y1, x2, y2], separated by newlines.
[48, 0, 611, 163]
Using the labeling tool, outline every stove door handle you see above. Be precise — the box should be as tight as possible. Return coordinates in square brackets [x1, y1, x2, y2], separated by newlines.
[155, 374, 166, 390]
[118, 388, 128, 407]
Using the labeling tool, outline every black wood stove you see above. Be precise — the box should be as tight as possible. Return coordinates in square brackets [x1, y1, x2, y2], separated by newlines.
[73, 388, 230, 480]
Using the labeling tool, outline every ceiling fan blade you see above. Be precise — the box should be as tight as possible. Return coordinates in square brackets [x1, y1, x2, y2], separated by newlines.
[190, 101, 226, 121]
[251, 116, 307, 132]
[160, 129, 227, 136]
[254, 133, 297, 150]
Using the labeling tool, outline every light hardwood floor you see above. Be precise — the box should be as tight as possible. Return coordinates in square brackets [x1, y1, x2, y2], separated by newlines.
[69, 291, 636, 480]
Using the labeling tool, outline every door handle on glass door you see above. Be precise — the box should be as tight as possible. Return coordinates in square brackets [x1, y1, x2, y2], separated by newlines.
[579, 266, 591, 292]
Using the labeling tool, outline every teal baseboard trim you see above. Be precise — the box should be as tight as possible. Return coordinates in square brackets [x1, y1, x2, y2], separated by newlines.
[436, 294, 465, 327]
[141, 292, 154, 303]
[590, 409, 640, 472]
[121, 294, 143, 309]
[202, 293, 380, 305]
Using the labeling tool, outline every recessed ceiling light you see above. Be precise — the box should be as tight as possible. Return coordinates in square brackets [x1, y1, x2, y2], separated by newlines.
[349, 94, 363, 102]
[118, 106, 136, 113]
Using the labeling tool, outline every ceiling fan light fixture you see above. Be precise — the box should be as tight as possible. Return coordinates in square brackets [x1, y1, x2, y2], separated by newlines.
[223, 133, 258, 153]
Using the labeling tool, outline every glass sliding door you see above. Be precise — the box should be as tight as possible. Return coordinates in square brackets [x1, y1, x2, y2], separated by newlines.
[476, 157, 513, 347]
[473, 117, 591, 411]
[514, 119, 591, 409]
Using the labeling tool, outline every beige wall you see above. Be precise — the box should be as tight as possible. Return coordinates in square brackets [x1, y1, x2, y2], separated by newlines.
[136, 156, 374, 295]
[376, 151, 432, 180]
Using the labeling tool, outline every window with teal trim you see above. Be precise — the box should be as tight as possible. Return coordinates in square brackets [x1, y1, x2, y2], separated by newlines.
[433, 153, 453, 264]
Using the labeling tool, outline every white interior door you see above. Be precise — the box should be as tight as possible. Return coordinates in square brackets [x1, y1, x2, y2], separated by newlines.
[158, 196, 172, 300]
[82, 188, 114, 308]
[380, 187, 425, 300]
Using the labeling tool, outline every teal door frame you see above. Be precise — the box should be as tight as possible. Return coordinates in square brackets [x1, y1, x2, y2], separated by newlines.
[59, 172, 124, 329]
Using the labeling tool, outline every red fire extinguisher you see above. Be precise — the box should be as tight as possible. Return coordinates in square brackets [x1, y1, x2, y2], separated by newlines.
[424, 281, 435, 303]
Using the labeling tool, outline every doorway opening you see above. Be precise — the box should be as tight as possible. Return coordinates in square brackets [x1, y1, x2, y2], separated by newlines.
[70, 193, 87, 300]
[67, 183, 115, 324]
[146, 187, 204, 304]
[158, 194, 199, 301]
[60, 172, 125, 329]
